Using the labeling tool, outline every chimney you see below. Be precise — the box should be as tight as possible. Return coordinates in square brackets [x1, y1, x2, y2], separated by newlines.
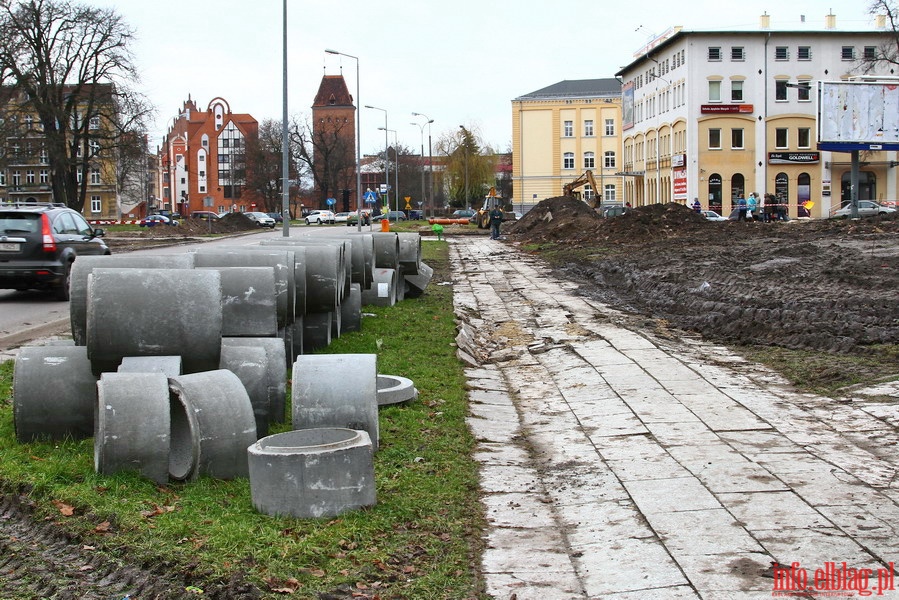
[760, 12, 770, 29]
[876, 14, 887, 29]
[825, 11, 836, 30]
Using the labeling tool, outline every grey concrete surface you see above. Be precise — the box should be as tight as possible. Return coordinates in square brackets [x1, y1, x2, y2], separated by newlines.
[451, 237, 899, 600]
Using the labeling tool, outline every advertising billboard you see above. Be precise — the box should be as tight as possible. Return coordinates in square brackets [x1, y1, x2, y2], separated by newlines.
[817, 80, 899, 151]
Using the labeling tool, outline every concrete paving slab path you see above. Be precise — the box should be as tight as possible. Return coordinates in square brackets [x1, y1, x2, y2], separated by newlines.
[451, 237, 899, 600]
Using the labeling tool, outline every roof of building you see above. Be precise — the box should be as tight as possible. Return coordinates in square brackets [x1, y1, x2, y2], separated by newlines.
[313, 75, 355, 108]
[515, 79, 622, 101]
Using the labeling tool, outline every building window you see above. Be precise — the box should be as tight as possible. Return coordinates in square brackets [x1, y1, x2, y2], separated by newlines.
[798, 128, 811, 148]
[12, 171, 21, 186]
[708, 80, 721, 102]
[604, 184, 616, 203]
[584, 120, 594, 137]
[91, 167, 101, 184]
[89, 139, 100, 156]
[708, 47, 722, 61]
[709, 129, 722, 150]
[0, 171, 5, 186]
[40, 169, 48, 183]
[563, 152, 574, 169]
[77, 171, 82, 184]
[604, 119, 615, 136]
[584, 152, 595, 169]
[90, 195, 101, 213]
[222, 139, 230, 149]
[604, 151, 616, 169]
[864, 46, 877, 60]
[563, 120, 573, 137]
[731, 46, 745, 61]
[731, 129, 744, 149]
[796, 46, 812, 60]
[89, 115, 100, 130]
[775, 80, 788, 101]
[842, 46, 855, 60]
[731, 81, 743, 102]
[25, 169, 35, 184]
[199, 185, 206, 193]
[24, 115, 33, 128]
[775, 128, 788, 149]
[775, 46, 789, 60]
[40, 146, 47, 162]
[583, 185, 594, 200]
[218, 154, 228, 164]
[798, 80, 811, 102]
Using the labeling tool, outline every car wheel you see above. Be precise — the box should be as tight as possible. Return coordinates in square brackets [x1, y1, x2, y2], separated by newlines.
[55, 261, 72, 301]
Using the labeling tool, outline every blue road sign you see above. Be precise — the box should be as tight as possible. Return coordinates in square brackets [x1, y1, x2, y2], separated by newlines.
[326, 197, 336, 206]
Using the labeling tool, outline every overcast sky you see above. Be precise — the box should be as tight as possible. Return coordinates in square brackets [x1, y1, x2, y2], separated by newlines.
[113, 0, 878, 156]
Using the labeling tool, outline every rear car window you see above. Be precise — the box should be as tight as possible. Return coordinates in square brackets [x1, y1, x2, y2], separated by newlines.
[0, 213, 40, 234]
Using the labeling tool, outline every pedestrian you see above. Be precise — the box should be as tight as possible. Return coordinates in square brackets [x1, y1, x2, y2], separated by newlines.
[692, 198, 702, 213]
[489, 206, 504, 240]
[737, 196, 747, 221]
[747, 193, 758, 220]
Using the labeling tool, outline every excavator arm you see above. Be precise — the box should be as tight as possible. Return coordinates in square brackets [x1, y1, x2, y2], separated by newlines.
[563, 170, 600, 207]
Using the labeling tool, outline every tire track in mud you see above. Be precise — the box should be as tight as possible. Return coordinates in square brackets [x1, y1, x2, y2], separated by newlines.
[0, 493, 261, 599]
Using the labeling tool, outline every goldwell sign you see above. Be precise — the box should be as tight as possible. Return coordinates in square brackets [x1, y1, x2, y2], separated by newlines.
[818, 81, 899, 151]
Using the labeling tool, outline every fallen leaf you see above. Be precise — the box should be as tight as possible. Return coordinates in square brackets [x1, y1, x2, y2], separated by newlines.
[79, 565, 93, 572]
[52, 500, 74, 516]
[93, 521, 111, 534]
[266, 576, 301, 594]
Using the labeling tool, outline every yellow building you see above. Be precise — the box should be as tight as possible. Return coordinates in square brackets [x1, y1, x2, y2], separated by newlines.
[0, 84, 120, 220]
[512, 79, 624, 210]
[616, 13, 897, 219]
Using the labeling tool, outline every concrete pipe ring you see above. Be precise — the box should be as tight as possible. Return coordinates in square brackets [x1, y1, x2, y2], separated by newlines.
[192, 248, 295, 328]
[219, 343, 271, 438]
[118, 355, 183, 377]
[69, 254, 195, 346]
[292, 353, 379, 450]
[247, 428, 376, 519]
[13, 345, 97, 442]
[376, 374, 418, 406]
[396, 232, 422, 275]
[168, 369, 257, 482]
[361, 268, 398, 307]
[301, 311, 332, 354]
[86, 268, 223, 374]
[371, 232, 400, 270]
[198, 266, 279, 338]
[221, 337, 287, 425]
[95, 372, 170, 484]
[340, 283, 363, 333]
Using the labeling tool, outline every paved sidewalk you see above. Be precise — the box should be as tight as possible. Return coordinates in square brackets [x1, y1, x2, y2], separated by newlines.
[450, 237, 899, 600]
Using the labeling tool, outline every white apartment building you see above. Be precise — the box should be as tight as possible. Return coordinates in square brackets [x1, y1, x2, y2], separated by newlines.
[616, 12, 897, 218]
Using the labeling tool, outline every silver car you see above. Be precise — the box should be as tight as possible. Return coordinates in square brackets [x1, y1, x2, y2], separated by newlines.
[832, 201, 897, 219]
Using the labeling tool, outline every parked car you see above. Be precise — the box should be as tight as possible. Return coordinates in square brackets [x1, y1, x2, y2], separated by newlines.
[0, 201, 110, 300]
[305, 210, 336, 225]
[701, 210, 728, 222]
[600, 205, 628, 218]
[346, 210, 372, 226]
[245, 211, 277, 228]
[333, 212, 351, 224]
[371, 211, 407, 222]
[139, 214, 179, 227]
[267, 212, 284, 223]
[832, 200, 897, 219]
[451, 209, 476, 220]
[190, 211, 220, 221]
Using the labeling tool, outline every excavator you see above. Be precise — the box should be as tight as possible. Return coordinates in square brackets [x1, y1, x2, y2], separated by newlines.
[563, 170, 601, 208]
[474, 187, 517, 229]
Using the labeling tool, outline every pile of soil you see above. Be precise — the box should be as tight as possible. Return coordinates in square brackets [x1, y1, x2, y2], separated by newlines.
[102, 213, 261, 252]
[506, 197, 899, 355]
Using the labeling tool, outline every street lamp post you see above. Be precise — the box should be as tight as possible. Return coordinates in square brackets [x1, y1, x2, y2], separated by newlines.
[324, 48, 362, 232]
[365, 105, 388, 214]
[459, 126, 469, 209]
[411, 112, 434, 218]
[378, 127, 399, 214]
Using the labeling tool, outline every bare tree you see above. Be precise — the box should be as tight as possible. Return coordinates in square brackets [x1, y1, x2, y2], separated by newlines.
[244, 118, 304, 214]
[0, 0, 151, 211]
[290, 116, 355, 210]
[864, 1, 899, 71]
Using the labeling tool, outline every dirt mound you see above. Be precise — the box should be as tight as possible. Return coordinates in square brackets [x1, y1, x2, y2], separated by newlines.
[507, 199, 899, 355]
[508, 197, 711, 246]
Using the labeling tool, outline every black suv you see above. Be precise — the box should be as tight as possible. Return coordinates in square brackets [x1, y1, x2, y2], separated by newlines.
[0, 201, 110, 300]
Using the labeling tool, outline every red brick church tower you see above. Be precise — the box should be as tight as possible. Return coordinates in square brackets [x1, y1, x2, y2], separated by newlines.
[311, 73, 357, 211]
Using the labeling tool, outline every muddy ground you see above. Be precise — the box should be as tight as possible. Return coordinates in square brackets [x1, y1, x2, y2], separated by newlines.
[506, 196, 899, 378]
[3, 201, 898, 598]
